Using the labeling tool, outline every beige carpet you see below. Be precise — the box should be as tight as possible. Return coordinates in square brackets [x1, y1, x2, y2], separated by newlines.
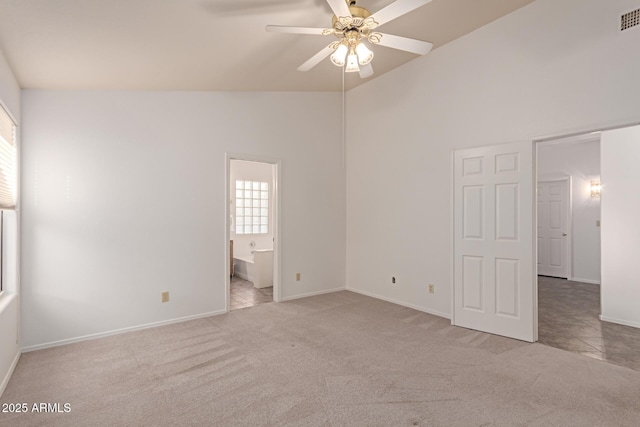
[1, 291, 639, 426]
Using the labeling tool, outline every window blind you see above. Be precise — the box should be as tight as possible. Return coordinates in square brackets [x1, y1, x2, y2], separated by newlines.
[0, 105, 16, 209]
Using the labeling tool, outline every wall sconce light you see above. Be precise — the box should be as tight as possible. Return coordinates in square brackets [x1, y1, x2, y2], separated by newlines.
[590, 180, 601, 198]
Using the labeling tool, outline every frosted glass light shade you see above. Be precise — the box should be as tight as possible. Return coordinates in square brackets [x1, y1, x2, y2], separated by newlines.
[330, 44, 348, 67]
[345, 52, 360, 73]
[591, 180, 601, 198]
[355, 43, 374, 65]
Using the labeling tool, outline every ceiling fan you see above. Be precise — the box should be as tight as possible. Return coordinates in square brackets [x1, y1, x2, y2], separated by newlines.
[266, 0, 433, 79]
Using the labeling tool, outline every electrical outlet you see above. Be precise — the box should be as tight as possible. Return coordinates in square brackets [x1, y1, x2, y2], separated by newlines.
[428, 284, 435, 294]
[296, 273, 301, 281]
[162, 291, 169, 303]
[392, 277, 396, 284]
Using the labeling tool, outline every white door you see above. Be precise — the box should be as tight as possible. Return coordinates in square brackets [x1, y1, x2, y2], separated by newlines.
[537, 180, 569, 278]
[453, 142, 535, 342]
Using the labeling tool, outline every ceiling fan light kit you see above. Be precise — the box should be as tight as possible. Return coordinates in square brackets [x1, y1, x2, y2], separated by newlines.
[266, 0, 434, 79]
[355, 43, 374, 65]
[345, 49, 360, 73]
[330, 43, 349, 66]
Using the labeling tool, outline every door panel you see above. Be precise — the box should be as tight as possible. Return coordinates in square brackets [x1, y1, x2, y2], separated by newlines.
[454, 142, 535, 342]
[496, 184, 518, 240]
[495, 258, 519, 317]
[463, 186, 484, 239]
[550, 238, 562, 267]
[463, 256, 484, 310]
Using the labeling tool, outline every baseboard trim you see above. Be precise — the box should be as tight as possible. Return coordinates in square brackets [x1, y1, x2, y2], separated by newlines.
[234, 272, 252, 282]
[21, 309, 227, 353]
[570, 277, 601, 285]
[599, 315, 640, 329]
[346, 287, 451, 319]
[280, 286, 346, 302]
[0, 350, 20, 398]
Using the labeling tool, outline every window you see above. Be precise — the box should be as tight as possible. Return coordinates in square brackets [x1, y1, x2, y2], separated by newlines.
[0, 210, 3, 294]
[0, 104, 16, 210]
[0, 104, 16, 294]
[235, 180, 269, 235]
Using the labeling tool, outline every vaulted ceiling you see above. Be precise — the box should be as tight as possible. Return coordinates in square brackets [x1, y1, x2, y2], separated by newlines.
[0, 0, 534, 91]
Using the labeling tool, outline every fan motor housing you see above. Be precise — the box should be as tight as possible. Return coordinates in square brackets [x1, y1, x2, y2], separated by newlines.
[332, 5, 372, 27]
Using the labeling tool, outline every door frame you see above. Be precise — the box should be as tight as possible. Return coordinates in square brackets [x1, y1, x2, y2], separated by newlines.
[450, 119, 639, 342]
[531, 119, 640, 335]
[225, 152, 282, 312]
[536, 176, 573, 280]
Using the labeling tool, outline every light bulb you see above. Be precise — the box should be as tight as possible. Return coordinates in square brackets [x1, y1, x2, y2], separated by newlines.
[355, 43, 374, 65]
[345, 50, 360, 73]
[330, 44, 348, 67]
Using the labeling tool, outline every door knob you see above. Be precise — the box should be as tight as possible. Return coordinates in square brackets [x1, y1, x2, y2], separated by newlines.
[562, 233, 568, 236]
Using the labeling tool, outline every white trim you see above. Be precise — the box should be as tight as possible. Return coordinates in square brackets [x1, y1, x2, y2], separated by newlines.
[536, 134, 600, 147]
[0, 349, 19, 397]
[21, 309, 227, 353]
[346, 286, 451, 319]
[225, 156, 231, 312]
[0, 291, 16, 313]
[533, 120, 640, 144]
[571, 278, 601, 285]
[280, 286, 346, 302]
[450, 150, 455, 326]
[537, 172, 573, 182]
[599, 315, 640, 329]
[531, 142, 538, 342]
[234, 271, 250, 282]
[0, 98, 19, 126]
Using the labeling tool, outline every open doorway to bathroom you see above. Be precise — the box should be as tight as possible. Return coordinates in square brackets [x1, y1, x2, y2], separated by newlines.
[227, 157, 279, 311]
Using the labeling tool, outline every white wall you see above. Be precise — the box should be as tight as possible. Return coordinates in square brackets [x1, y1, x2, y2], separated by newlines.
[230, 159, 274, 259]
[345, 0, 640, 317]
[600, 125, 640, 328]
[21, 90, 346, 349]
[538, 139, 601, 283]
[0, 47, 20, 396]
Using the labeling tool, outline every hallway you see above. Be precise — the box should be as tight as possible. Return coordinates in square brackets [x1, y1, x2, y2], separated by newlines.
[538, 276, 640, 371]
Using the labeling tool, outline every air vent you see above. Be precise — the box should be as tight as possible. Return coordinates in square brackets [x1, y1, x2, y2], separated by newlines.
[621, 8, 640, 31]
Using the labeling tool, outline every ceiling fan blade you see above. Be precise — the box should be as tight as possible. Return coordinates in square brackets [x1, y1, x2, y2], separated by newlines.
[358, 62, 374, 79]
[374, 33, 433, 55]
[369, 0, 432, 27]
[298, 44, 335, 72]
[265, 25, 331, 35]
[326, 0, 352, 18]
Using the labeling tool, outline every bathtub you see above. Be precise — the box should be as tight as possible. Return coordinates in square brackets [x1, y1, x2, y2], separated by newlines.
[233, 249, 273, 289]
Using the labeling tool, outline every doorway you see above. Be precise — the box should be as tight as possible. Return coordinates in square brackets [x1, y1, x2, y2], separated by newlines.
[534, 130, 640, 371]
[451, 124, 640, 366]
[536, 135, 601, 283]
[226, 154, 280, 311]
[537, 178, 571, 279]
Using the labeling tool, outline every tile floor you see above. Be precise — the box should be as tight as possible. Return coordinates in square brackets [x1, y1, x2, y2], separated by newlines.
[538, 275, 640, 371]
[230, 276, 273, 310]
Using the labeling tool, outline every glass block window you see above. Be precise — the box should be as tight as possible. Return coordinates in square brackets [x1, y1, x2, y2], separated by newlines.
[235, 180, 269, 234]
